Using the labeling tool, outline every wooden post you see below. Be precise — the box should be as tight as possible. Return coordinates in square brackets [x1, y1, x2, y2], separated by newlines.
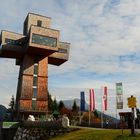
[89, 111, 91, 126]
[0, 121, 2, 140]
[121, 116, 124, 135]
[79, 111, 81, 125]
[131, 107, 135, 135]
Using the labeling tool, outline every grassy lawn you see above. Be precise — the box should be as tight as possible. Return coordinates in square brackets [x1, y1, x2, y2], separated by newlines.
[2, 122, 19, 128]
[50, 128, 140, 140]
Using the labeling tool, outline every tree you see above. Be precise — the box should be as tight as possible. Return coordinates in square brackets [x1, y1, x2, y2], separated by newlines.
[93, 110, 99, 118]
[48, 91, 59, 113]
[136, 108, 140, 115]
[72, 100, 78, 112]
[60, 107, 73, 119]
[52, 98, 58, 111]
[9, 95, 15, 110]
[58, 100, 65, 111]
[48, 91, 53, 113]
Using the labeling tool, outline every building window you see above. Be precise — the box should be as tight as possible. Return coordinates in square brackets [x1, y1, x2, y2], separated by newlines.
[32, 57, 39, 110]
[32, 99, 36, 110]
[32, 87, 37, 98]
[32, 33, 57, 47]
[5, 38, 24, 46]
[33, 76, 38, 86]
[34, 64, 38, 75]
[5, 38, 17, 45]
[37, 20, 42, 27]
[58, 48, 67, 54]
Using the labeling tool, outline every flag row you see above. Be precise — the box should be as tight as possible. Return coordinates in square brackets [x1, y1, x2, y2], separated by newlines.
[80, 83, 123, 112]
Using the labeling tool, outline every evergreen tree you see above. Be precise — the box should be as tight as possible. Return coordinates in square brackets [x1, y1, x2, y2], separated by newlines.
[48, 91, 53, 112]
[52, 98, 58, 111]
[72, 100, 78, 112]
[48, 91, 58, 113]
[58, 100, 65, 111]
[136, 108, 140, 114]
[9, 95, 15, 110]
[93, 110, 99, 118]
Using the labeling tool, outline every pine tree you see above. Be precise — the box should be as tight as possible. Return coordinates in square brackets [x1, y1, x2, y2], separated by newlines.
[72, 100, 78, 112]
[93, 110, 99, 118]
[52, 98, 58, 111]
[9, 95, 15, 110]
[48, 91, 58, 113]
[48, 91, 53, 112]
[58, 100, 65, 111]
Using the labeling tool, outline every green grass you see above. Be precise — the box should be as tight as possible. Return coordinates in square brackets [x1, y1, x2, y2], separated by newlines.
[2, 122, 19, 128]
[50, 128, 140, 140]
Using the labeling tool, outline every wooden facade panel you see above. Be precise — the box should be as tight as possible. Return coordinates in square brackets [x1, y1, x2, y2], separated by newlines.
[24, 13, 51, 35]
[0, 51, 23, 59]
[36, 101, 48, 112]
[20, 75, 33, 99]
[30, 26, 59, 40]
[21, 55, 34, 75]
[38, 57, 48, 77]
[48, 42, 70, 65]
[48, 57, 67, 66]
[28, 26, 59, 55]
[28, 13, 51, 29]
[1, 30, 25, 45]
[0, 31, 25, 58]
[50, 53, 68, 60]
[37, 77, 48, 100]
[20, 100, 32, 111]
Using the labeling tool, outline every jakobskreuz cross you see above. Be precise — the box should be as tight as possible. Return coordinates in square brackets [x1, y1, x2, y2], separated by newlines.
[0, 13, 70, 119]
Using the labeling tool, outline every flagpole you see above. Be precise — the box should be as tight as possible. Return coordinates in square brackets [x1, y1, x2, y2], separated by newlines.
[89, 110, 91, 126]
[79, 110, 81, 125]
[116, 93, 118, 129]
[89, 89, 90, 127]
[101, 86, 103, 128]
[116, 107, 118, 128]
[101, 97, 104, 128]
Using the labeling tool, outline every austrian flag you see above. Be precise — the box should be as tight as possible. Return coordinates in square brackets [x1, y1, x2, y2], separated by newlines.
[90, 89, 95, 111]
[103, 86, 108, 111]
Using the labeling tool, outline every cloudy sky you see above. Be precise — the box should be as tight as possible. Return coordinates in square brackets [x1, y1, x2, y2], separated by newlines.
[0, 0, 140, 116]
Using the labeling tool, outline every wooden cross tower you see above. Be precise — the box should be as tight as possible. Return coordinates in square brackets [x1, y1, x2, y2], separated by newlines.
[0, 13, 70, 118]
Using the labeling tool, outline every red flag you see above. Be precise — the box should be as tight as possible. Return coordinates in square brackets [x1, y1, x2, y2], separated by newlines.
[103, 86, 107, 111]
[90, 89, 95, 111]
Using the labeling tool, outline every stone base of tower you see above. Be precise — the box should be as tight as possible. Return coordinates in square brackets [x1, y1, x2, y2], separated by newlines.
[16, 110, 48, 120]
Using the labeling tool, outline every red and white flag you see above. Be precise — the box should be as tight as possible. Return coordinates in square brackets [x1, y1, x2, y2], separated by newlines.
[90, 89, 95, 111]
[103, 86, 107, 111]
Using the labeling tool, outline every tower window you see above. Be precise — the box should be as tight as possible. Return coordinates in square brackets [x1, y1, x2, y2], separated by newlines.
[32, 33, 57, 47]
[32, 100, 36, 110]
[37, 20, 42, 27]
[58, 48, 67, 53]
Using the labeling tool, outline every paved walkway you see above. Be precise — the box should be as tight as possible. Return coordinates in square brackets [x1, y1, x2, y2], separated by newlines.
[135, 129, 140, 134]
[70, 125, 117, 130]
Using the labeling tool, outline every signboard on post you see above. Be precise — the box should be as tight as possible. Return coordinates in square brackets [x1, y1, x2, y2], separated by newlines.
[116, 83, 123, 109]
[127, 95, 136, 135]
[127, 96, 136, 108]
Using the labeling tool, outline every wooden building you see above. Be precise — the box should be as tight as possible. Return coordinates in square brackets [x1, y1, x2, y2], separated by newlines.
[0, 13, 70, 119]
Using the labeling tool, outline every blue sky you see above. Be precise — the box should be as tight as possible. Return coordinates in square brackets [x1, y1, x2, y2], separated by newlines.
[1, 0, 140, 116]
